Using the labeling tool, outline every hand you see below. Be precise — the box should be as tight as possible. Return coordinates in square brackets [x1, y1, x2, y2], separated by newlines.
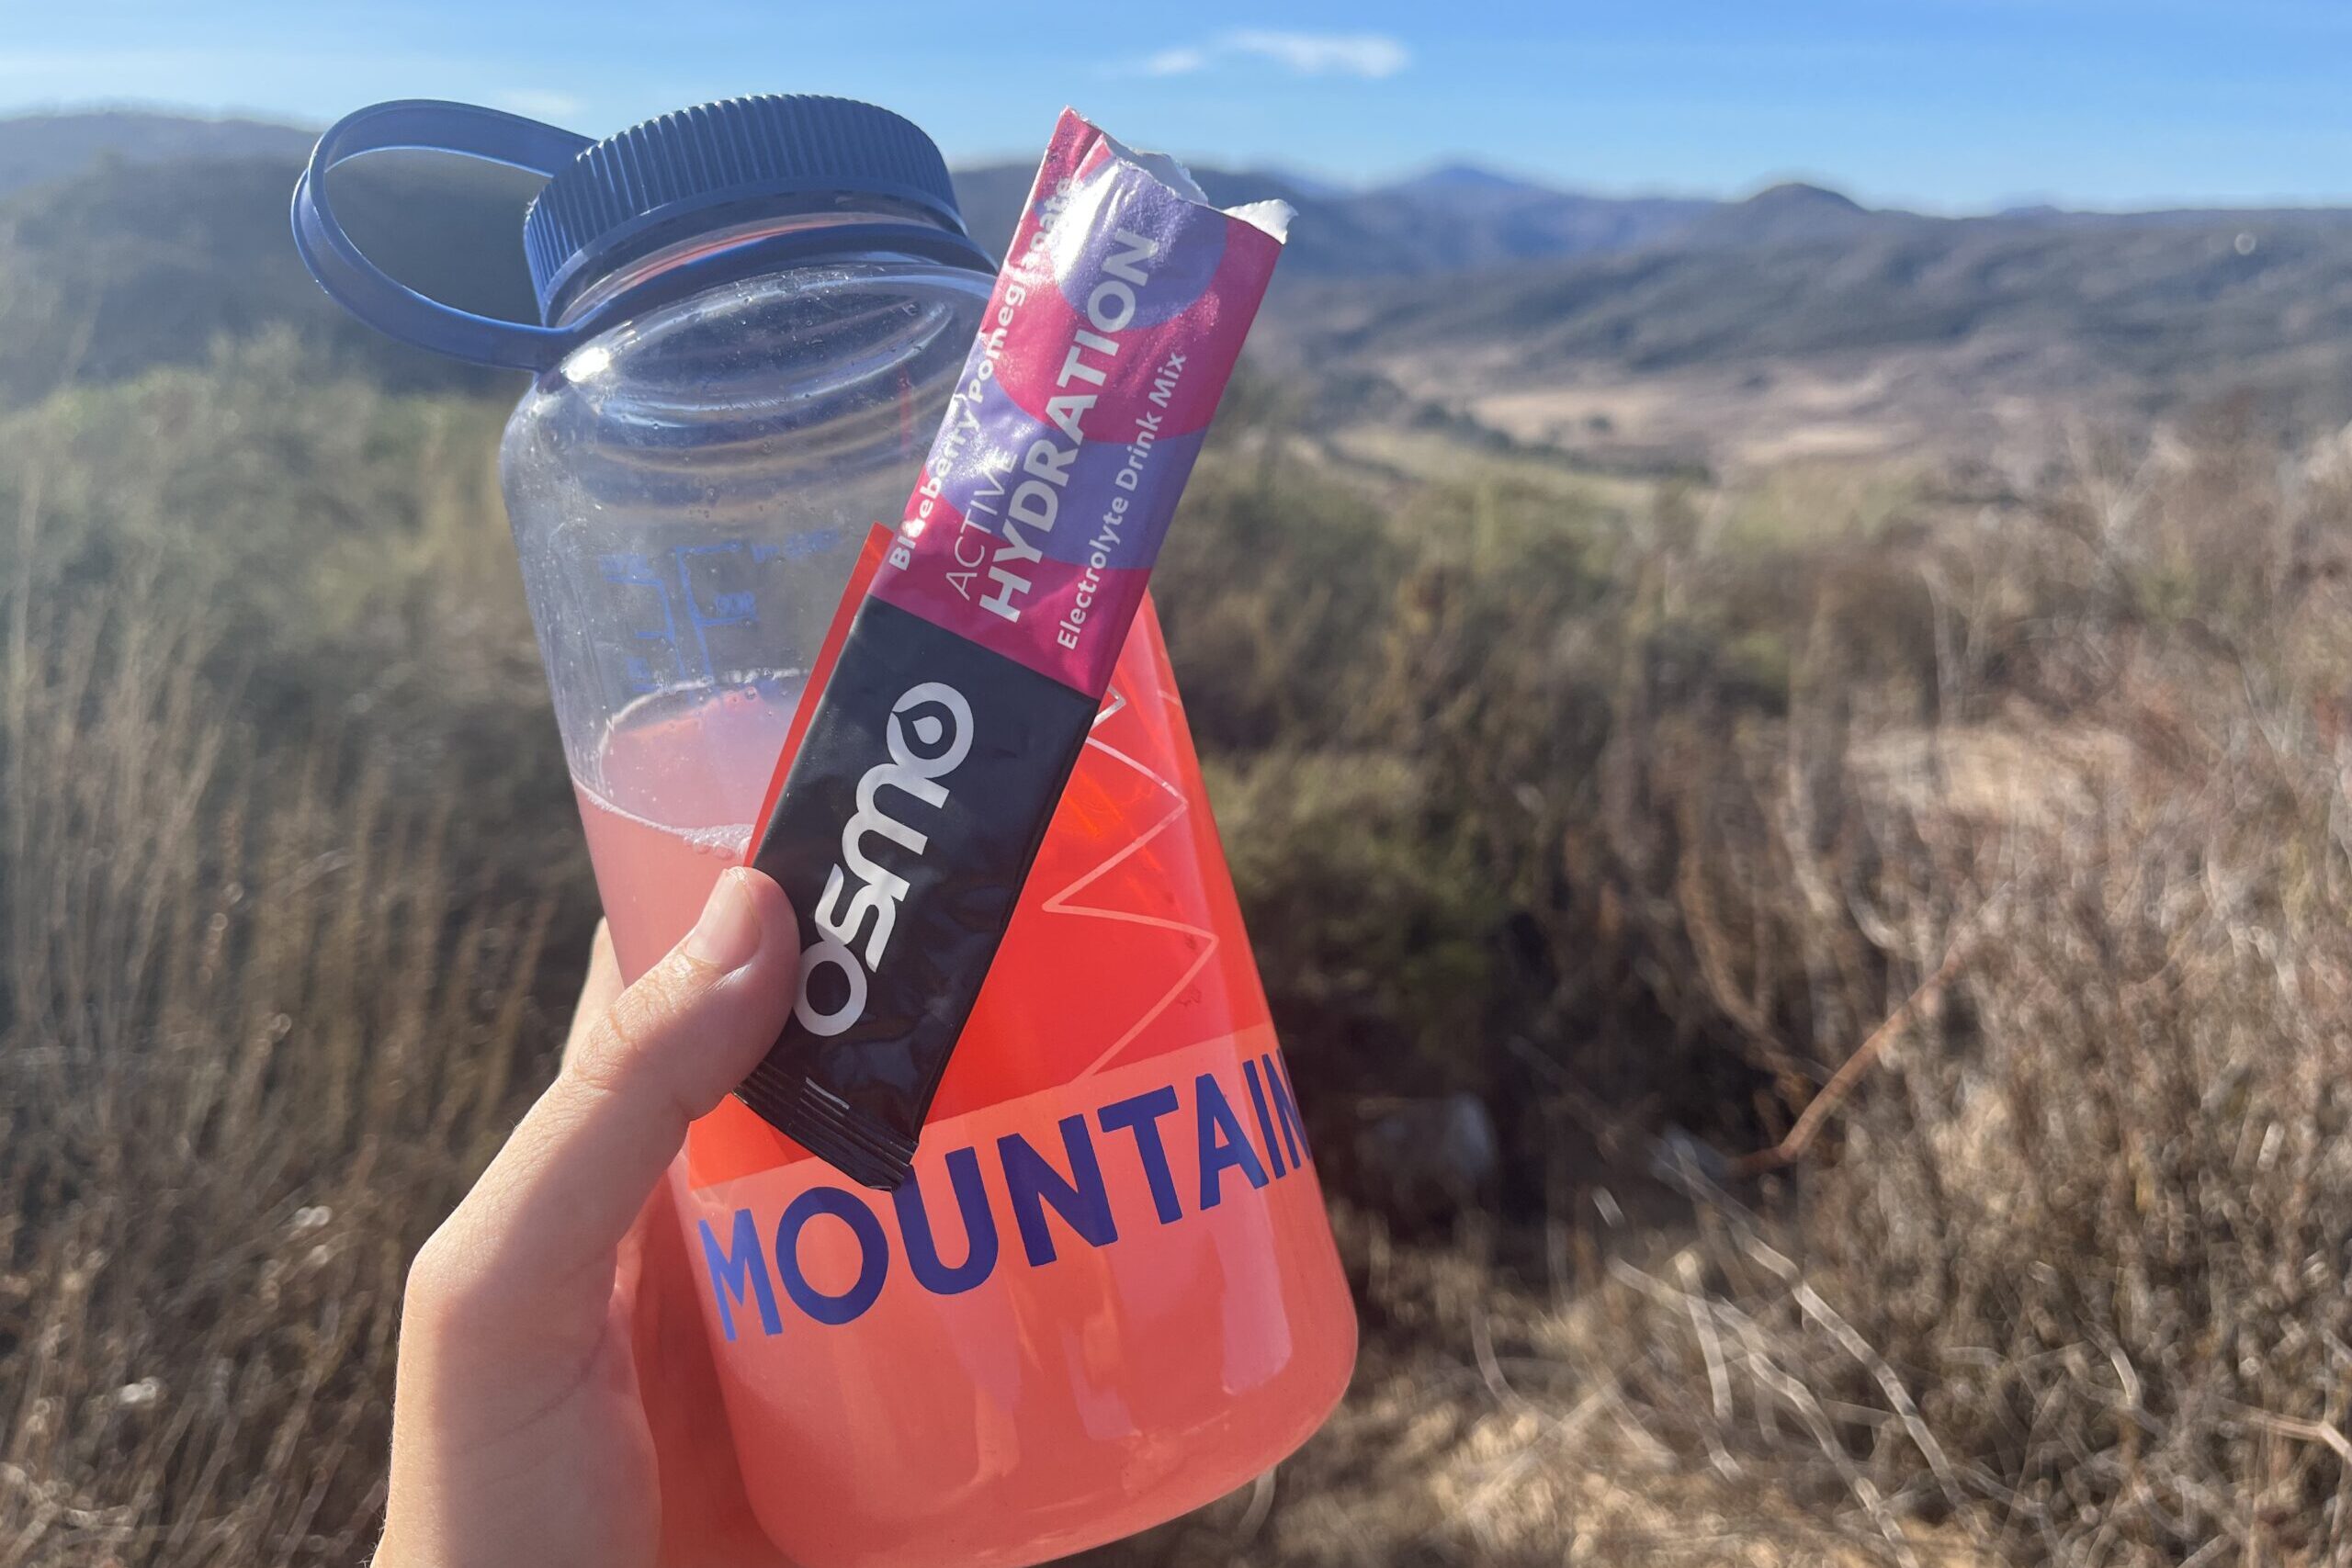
[376, 869, 798, 1568]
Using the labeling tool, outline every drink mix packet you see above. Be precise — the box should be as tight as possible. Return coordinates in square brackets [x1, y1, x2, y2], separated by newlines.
[738, 109, 1292, 1188]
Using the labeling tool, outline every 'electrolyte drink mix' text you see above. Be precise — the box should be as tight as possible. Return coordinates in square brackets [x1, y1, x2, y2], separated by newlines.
[294, 94, 1356, 1567]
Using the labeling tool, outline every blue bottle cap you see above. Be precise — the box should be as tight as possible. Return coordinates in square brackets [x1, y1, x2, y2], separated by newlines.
[525, 95, 976, 321]
[292, 96, 993, 371]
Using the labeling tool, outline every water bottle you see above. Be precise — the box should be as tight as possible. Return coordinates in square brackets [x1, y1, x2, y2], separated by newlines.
[293, 96, 1355, 1566]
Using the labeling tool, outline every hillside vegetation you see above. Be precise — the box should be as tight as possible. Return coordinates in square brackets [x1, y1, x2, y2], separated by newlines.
[6, 340, 2352, 1563]
[11, 111, 2352, 1567]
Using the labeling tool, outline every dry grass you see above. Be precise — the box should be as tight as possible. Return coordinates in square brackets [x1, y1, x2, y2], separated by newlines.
[0, 367, 564, 1567]
[9, 355, 2352, 1566]
[1148, 401, 2352, 1564]
[1529, 413, 2352, 1564]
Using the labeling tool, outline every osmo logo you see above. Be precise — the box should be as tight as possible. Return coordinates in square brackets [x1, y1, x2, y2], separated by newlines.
[795, 682, 973, 1037]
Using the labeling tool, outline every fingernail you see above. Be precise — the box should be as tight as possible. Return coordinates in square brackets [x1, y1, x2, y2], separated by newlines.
[684, 869, 764, 971]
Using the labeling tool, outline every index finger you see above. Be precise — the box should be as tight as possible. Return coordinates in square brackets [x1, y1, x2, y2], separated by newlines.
[562, 919, 624, 1067]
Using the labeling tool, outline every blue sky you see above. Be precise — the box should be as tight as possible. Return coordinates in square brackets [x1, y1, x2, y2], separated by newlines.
[6, 0, 2350, 209]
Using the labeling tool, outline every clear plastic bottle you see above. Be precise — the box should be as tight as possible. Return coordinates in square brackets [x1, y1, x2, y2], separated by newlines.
[295, 95, 1355, 1567]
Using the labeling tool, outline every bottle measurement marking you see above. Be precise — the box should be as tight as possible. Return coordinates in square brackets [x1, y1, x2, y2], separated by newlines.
[599, 528, 842, 693]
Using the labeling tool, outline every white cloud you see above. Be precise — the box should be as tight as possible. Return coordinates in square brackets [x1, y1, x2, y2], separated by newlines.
[1225, 30, 1411, 79]
[494, 89, 585, 121]
[1143, 46, 1213, 76]
[1128, 30, 1410, 81]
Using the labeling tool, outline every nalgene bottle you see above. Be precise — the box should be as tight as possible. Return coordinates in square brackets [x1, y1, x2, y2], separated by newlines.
[292, 96, 1356, 1567]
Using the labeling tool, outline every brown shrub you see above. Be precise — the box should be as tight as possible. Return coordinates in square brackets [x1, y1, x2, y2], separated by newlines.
[1570, 420, 2352, 1563]
[12, 354, 2352, 1565]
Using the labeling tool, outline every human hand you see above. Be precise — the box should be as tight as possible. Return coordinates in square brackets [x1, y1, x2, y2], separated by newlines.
[375, 869, 797, 1568]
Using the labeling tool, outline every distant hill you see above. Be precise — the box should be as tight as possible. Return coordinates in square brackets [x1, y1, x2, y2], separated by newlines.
[951, 161, 1713, 276]
[1386, 163, 1552, 197]
[3, 109, 1726, 284]
[7, 108, 2352, 455]
[0, 108, 1746, 406]
[1680, 182, 1896, 248]
[1268, 199, 2352, 466]
[1365, 165, 1713, 265]
[1280, 202, 2352, 377]
[0, 110, 314, 197]
[0, 141, 535, 403]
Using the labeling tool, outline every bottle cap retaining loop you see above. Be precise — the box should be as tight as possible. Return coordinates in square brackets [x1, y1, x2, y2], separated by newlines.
[291, 99, 592, 371]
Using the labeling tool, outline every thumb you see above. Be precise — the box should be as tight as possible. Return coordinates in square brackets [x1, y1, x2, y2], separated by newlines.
[417, 868, 799, 1319]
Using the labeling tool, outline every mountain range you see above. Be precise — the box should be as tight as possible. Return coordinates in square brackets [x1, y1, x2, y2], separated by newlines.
[6, 110, 2352, 463]
[0, 111, 1718, 282]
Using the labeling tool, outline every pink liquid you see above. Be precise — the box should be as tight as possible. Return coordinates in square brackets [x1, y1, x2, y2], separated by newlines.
[570, 621, 1354, 1568]
[573, 677, 801, 977]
